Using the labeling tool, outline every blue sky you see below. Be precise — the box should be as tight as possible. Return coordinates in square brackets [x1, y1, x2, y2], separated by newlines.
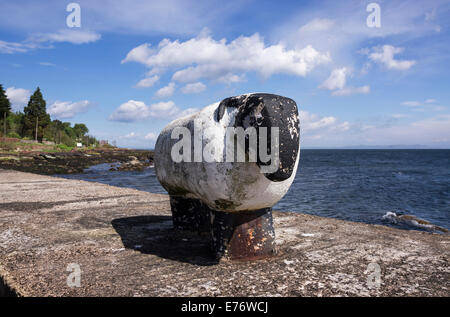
[1, 0, 450, 148]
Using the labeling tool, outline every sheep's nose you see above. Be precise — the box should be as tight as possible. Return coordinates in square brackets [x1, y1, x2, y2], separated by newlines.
[217, 93, 300, 182]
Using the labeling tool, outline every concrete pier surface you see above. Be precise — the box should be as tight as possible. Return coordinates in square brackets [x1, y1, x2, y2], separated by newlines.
[0, 169, 448, 296]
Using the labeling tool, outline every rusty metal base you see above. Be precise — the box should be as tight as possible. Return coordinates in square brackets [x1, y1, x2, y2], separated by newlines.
[169, 197, 276, 261]
[169, 196, 211, 233]
[211, 208, 276, 261]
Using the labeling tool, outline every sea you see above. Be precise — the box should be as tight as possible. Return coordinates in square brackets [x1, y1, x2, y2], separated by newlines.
[58, 149, 450, 233]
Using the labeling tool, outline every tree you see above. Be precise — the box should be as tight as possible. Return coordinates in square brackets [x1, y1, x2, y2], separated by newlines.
[86, 134, 98, 146]
[7, 112, 24, 138]
[22, 87, 50, 141]
[73, 123, 88, 139]
[52, 120, 64, 144]
[0, 84, 11, 137]
[61, 122, 76, 139]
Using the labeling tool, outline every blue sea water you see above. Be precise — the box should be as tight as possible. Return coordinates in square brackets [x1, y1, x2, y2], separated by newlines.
[58, 150, 450, 232]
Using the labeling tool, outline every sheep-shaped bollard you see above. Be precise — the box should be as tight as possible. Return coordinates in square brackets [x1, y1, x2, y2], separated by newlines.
[154, 93, 300, 261]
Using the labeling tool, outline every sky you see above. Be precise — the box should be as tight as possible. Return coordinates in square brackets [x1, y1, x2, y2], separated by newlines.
[1, 0, 450, 149]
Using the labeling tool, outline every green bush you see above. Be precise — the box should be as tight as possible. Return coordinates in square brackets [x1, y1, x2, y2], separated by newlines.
[6, 131, 20, 138]
[60, 132, 75, 147]
[56, 144, 73, 151]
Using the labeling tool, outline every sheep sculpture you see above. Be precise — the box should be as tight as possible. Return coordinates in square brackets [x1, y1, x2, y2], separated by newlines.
[154, 93, 300, 261]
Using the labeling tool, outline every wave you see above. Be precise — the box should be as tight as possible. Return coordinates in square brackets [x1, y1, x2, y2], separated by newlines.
[392, 171, 415, 180]
[382, 212, 448, 234]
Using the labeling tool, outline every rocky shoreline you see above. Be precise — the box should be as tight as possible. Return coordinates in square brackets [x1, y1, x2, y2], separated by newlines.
[0, 148, 153, 175]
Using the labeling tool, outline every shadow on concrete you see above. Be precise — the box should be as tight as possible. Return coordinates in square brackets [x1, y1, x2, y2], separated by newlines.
[111, 215, 219, 266]
[0, 275, 17, 297]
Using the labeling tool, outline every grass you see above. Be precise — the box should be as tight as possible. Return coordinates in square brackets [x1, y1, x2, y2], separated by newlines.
[0, 140, 73, 153]
[56, 144, 73, 151]
[0, 137, 115, 155]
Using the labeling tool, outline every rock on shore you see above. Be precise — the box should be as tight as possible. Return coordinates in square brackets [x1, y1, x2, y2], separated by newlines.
[109, 155, 153, 172]
[0, 149, 153, 175]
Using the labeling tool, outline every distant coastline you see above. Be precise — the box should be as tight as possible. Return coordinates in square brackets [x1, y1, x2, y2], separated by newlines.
[0, 137, 153, 175]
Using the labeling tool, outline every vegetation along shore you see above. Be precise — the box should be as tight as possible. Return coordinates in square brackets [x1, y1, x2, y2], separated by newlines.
[0, 84, 153, 175]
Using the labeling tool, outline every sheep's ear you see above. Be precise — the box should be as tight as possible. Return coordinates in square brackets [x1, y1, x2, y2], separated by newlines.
[215, 96, 243, 121]
[215, 97, 230, 121]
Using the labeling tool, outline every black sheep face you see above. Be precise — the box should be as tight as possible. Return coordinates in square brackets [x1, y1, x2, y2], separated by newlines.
[216, 93, 300, 182]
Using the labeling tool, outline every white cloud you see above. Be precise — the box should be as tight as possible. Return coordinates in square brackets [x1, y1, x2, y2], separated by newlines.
[123, 132, 137, 139]
[177, 107, 199, 118]
[5, 87, 31, 111]
[114, 131, 159, 148]
[215, 73, 246, 84]
[401, 99, 446, 112]
[300, 111, 450, 148]
[320, 67, 348, 90]
[332, 86, 370, 96]
[0, 30, 100, 54]
[361, 115, 450, 147]
[109, 100, 148, 122]
[273, 1, 443, 66]
[433, 106, 447, 111]
[402, 101, 422, 107]
[0, 40, 35, 54]
[122, 44, 154, 65]
[48, 100, 93, 119]
[144, 132, 157, 141]
[320, 67, 369, 96]
[147, 100, 178, 117]
[154, 82, 176, 98]
[299, 110, 350, 143]
[300, 111, 349, 132]
[109, 100, 197, 122]
[368, 45, 416, 70]
[30, 29, 101, 45]
[123, 32, 330, 83]
[296, 107, 450, 147]
[135, 75, 159, 88]
[298, 18, 335, 33]
[38, 61, 56, 67]
[181, 82, 206, 94]
[301, 111, 337, 131]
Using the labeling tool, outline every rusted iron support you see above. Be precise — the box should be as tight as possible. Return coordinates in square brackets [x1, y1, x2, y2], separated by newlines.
[210, 208, 276, 261]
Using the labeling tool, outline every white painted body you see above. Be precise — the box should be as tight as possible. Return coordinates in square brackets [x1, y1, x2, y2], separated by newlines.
[154, 98, 300, 212]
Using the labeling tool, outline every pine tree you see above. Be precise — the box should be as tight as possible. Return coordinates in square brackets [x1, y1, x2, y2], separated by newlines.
[0, 84, 12, 137]
[22, 87, 50, 141]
